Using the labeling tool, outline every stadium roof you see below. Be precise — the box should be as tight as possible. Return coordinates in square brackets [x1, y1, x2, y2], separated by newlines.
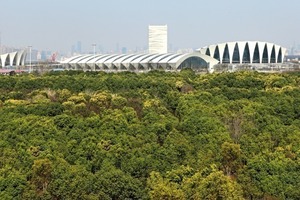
[0, 50, 27, 67]
[61, 52, 219, 72]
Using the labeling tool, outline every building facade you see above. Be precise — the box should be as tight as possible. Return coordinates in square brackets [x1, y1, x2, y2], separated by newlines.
[61, 41, 288, 73]
[61, 52, 218, 72]
[148, 25, 168, 54]
[198, 41, 286, 64]
[0, 50, 27, 68]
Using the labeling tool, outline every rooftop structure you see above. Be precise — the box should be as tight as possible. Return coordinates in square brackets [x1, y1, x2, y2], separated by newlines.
[61, 52, 218, 72]
[0, 50, 27, 68]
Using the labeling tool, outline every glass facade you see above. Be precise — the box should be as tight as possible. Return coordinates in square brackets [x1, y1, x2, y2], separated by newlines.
[243, 43, 250, 63]
[262, 44, 268, 63]
[277, 48, 282, 63]
[270, 46, 276, 63]
[222, 44, 230, 63]
[232, 43, 240, 63]
[200, 42, 286, 65]
[5, 56, 10, 66]
[253, 43, 260, 63]
[213, 46, 220, 61]
[205, 48, 210, 56]
[177, 57, 208, 71]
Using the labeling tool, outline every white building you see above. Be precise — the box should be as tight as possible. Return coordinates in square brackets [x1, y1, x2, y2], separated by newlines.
[61, 52, 218, 72]
[198, 41, 286, 64]
[148, 25, 168, 54]
[61, 41, 288, 73]
[0, 50, 27, 68]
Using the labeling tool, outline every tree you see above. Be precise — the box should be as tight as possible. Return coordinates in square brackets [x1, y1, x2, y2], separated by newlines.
[192, 169, 244, 200]
[147, 171, 185, 200]
[0, 168, 28, 200]
[30, 158, 52, 193]
[221, 142, 242, 176]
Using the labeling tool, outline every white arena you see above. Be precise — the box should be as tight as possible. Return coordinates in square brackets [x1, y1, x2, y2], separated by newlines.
[0, 50, 27, 68]
[198, 41, 286, 64]
[0, 41, 287, 73]
[61, 52, 219, 72]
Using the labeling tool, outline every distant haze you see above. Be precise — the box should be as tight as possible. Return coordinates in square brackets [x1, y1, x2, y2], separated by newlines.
[0, 0, 299, 53]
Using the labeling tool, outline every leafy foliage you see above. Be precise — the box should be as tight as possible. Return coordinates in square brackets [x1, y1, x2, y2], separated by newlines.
[0, 71, 300, 199]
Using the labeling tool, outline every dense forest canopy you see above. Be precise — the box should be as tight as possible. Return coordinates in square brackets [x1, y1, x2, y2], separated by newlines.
[0, 70, 299, 199]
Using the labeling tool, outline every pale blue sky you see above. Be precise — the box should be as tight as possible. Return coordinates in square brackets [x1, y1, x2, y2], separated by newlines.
[0, 0, 299, 53]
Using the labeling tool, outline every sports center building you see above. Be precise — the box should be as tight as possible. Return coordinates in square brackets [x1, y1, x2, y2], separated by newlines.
[198, 41, 286, 64]
[62, 41, 287, 73]
[0, 50, 27, 68]
[61, 52, 219, 72]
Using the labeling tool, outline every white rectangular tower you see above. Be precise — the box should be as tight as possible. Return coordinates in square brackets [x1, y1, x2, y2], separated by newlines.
[148, 25, 168, 54]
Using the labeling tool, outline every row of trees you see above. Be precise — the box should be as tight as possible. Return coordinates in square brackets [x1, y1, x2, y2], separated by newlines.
[0, 70, 300, 199]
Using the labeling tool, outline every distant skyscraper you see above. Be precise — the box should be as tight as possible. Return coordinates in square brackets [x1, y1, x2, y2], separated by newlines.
[71, 45, 76, 54]
[77, 41, 82, 53]
[122, 47, 127, 54]
[148, 25, 167, 54]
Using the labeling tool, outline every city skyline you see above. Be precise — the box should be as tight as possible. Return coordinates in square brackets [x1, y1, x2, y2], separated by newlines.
[0, 0, 299, 54]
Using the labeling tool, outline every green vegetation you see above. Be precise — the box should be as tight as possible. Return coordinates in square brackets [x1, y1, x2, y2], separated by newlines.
[0, 70, 300, 199]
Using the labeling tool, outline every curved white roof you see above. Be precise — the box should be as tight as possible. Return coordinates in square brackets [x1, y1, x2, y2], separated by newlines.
[61, 55, 83, 64]
[69, 55, 92, 64]
[104, 55, 126, 64]
[78, 55, 95, 64]
[0, 50, 27, 68]
[0, 53, 9, 67]
[122, 54, 145, 64]
[121, 54, 146, 68]
[113, 54, 136, 65]
[131, 54, 157, 64]
[61, 52, 219, 72]
[86, 54, 109, 64]
[96, 54, 117, 63]
[138, 54, 161, 64]
[16, 50, 26, 66]
[168, 54, 189, 63]
[150, 53, 173, 63]
[158, 54, 181, 63]
[113, 54, 138, 69]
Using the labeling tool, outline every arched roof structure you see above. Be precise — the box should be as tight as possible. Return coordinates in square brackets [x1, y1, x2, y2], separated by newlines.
[61, 52, 219, 72]
[198, 41, 286, 64]
[0, 50, 27, 68]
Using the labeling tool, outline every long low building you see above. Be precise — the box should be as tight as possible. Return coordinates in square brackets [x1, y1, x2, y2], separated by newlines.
[61, 41, 288, 73]
[0, 50, 27, 68]
[61, 52, 219, 72]
[197, 41, 286, 64]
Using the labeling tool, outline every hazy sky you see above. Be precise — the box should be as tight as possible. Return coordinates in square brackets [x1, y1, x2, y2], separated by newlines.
[0, 0, 299, 53]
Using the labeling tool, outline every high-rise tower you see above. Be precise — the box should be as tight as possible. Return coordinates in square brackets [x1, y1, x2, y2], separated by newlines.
[148, 25, 167, 54]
